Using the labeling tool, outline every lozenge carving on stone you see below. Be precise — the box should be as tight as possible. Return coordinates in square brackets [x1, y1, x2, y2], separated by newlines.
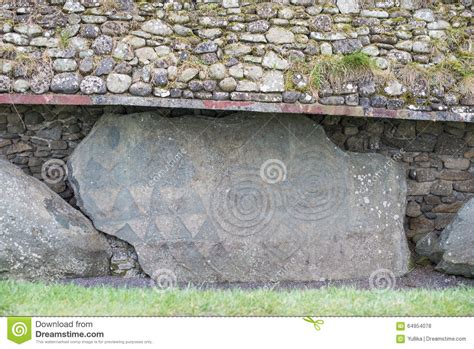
[69, 112, 410, 283]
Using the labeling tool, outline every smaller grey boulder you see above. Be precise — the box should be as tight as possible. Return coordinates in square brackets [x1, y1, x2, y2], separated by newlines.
[194, 41, 219, 54]
[265, 27, 295, 44]
[141, 19, 173, 36]
[51, 73, 82, 94]
[209, 63, 227, 80]
[3, 33, 29, 46]
[309, 15, 333, 32]
[0, 160, 111, 280]
[413, 9, 435, 22]
[152, 68, 168, 87]
[333, 39, 363, 54]
[219, 77, 237, 92]
[260, 71, 284, 92]
[92, 35, 114, 55]
[53, 59, 78, 73]
[106, 73, 132, 93]
[0, 75, 11, 92]
[416, 199, 474, 277]
[336, 0, 360, 14]
[129, 82, 152, 96]
[80, 76, 107, 95]
[31, 65, 53, 94]
[63, 0, 85, 13]
[94, 57, 115, 76]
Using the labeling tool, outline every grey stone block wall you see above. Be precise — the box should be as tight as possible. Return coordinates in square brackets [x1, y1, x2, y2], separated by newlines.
[320, 114, 474, 244]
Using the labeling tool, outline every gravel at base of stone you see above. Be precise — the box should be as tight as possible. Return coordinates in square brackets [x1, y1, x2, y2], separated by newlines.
[60, 266, 473, 290]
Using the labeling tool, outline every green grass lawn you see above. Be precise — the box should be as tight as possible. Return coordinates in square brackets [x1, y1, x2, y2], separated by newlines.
[0, 281, 472, 316]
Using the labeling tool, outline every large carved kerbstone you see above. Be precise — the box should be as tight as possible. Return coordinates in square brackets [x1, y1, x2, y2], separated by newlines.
[0, 160, 111, 280]
[69, 112, 410, 283]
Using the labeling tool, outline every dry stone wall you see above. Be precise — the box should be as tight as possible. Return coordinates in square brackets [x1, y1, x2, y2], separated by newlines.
[0, 0, 473, 113]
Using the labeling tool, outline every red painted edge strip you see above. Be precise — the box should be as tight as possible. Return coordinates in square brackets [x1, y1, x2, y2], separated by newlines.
[202, 100, 255, 109]
[0, 93, 472, 123]
[0, 94, 93, 105]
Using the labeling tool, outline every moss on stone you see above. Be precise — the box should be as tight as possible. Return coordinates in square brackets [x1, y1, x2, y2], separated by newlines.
[445, 27, 471, 52]
[311, 52, 377, 91]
